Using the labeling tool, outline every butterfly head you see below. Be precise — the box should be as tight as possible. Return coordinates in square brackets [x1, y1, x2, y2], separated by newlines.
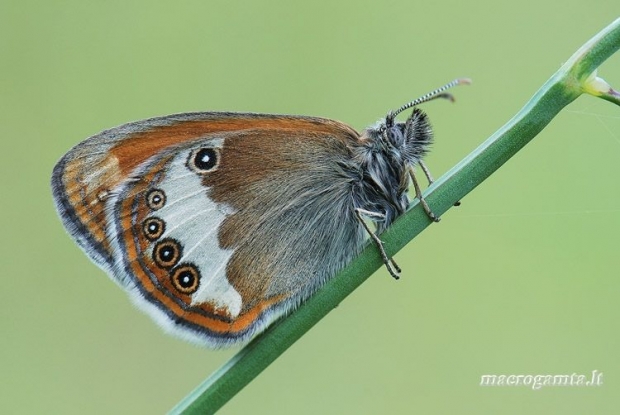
[353, 79, 470, 226]
[362, 77, 470, 164]
[368, 107, 434, 164]
[353, 108, 433, 227]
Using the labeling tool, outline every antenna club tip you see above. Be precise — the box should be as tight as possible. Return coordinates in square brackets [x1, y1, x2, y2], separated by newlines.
[456, 78, 473, 86]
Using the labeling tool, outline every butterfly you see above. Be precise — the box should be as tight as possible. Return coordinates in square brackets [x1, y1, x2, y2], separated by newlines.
[51, 78, 468, 347]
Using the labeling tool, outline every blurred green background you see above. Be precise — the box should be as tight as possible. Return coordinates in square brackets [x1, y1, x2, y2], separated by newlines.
[1, 1, 619, 414]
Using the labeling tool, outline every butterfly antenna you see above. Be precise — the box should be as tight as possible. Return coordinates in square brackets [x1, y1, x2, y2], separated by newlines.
[385, 78, 471, 127]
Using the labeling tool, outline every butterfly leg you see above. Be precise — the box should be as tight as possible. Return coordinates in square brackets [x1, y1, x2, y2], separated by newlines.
[419, 160, 461, 207]
[409, 166, 440, 222]
[418, 160, 435, 185]
[354, 208, 401, 279]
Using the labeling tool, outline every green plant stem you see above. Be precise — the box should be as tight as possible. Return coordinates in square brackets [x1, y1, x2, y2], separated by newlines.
[170, 18, 620, 415]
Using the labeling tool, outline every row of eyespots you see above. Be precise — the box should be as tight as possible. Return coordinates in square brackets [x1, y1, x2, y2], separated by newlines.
[142, 188, 201, 295]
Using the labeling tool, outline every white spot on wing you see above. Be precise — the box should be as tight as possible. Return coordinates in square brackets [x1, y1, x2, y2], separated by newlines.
[155, 147, 243, 318]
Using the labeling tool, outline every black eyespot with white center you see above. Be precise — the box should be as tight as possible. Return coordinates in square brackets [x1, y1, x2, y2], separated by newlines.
[187, 147, 220, 173]
[153, 238, 182, 269]
[146, 189, 166, 210]
[143, 217, 165, 241]
[170, 264, 200, 294]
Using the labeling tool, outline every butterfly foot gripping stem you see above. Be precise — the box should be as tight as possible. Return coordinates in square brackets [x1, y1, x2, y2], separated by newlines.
[409, 164, 440, 222]
[417, 161, 462, 211]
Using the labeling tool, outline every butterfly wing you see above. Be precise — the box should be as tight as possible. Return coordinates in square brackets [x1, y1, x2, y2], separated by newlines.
[52, 112, 367, 346]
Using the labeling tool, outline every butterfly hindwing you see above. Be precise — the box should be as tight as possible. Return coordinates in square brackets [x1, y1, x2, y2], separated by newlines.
[53, 112, 368, 346]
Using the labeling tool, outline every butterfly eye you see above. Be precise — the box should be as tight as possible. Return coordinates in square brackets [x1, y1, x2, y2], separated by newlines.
[188, 147, 220, 173]
[146, 189, 166, 210]
[143, 217, 165, 241]
[170, 264, 200, 294]
[153, 238, 182, 269]
[386, 126, 405, 147]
